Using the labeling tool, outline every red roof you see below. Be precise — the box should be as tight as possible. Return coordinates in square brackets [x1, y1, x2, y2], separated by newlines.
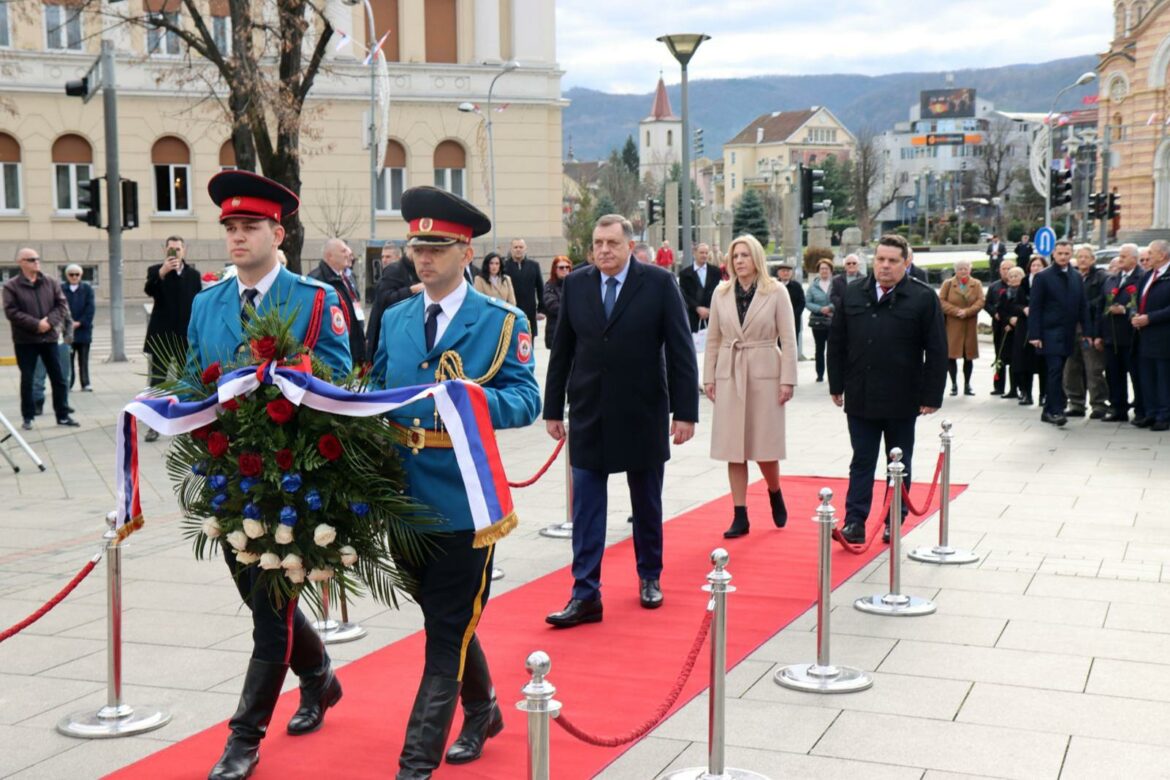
[648, 77, 676, 120]
[727, 109, 818, 145]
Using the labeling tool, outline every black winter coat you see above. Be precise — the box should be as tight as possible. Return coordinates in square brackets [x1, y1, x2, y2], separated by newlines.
[366, 258, 420, 357]
[504, 257, 545, 337]
[144, 262, 201, 355]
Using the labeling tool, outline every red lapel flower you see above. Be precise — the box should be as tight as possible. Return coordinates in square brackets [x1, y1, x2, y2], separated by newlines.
[266, 398, 296, 425]
[317, 433, 343, 461]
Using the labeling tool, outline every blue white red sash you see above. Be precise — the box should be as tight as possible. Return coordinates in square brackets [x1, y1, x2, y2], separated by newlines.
[115, 363, 514, 545]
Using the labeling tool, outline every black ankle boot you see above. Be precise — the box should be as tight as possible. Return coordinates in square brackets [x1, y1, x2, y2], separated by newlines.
[287, 618, 342, 736]
[723, 506, 749, 538]
[963, 381, 975, 396]
[446, 636, 502, 765]
[768, 488, 787, 528]
[949, 383, 958, 396]
[397, 675, 461, 780]
[208, 659, 289, 780]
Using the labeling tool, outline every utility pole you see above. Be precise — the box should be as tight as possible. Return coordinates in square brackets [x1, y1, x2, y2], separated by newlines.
[1098, 126, 1111, 249]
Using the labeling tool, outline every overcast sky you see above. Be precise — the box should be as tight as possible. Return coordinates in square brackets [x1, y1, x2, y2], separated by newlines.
[556, 1, 1114, 93]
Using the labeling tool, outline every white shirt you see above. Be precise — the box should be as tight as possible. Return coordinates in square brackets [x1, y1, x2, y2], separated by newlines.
[1142, 261, 1168, 298]
[236, 262, 281, 309]
[600, 258, 632, 302]
[694, 262, 707, 288]
[423, 280, 469, 346]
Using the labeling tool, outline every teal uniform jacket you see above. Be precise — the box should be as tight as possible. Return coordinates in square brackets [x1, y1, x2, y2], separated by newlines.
[371, 283, 541, 533]
[186, 266, 352, 378]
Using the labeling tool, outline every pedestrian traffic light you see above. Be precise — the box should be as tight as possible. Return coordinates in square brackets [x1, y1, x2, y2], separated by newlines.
[647, 197, 663, 225]
[693, 128, 704, 158]
[1087, 192, 1104, 220]
[1050, 169, 1073, 206]
[64, 77, 89, 98]
[76, 176, 102, 228]
[121, 178, 139, 230]
[1107, 192, 1121, 219]
[799, 164, 825, 220]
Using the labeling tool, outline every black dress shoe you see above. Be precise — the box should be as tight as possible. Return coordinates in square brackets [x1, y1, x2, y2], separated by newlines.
[1153, 420, 1170, 432]
[1041, 412, 1067, 426]
[949, 385, 958, 396]
[34, 401, 44, 417]
[546, 599, 603, 628]
[1019, 395, 1034, 406]
[639, 579, 663, 609]
[882, 525, 891, 544]
[1002, 391, 1019, 401]
[21, 419, 33, 431]
[1065, 408, 1086, 418]
[1089, 409, 1108, 420]
[989, 389, 1003, 396]
[1132, 417, 1154, 428]
[1101, 412, 1128, 422]
[56, 417, 80, 427]
[963, 385, 975, 396]
[841, 523, 865, 544]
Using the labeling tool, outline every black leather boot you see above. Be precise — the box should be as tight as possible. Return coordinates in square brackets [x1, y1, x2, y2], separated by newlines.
[208, 659, 289, 780]
[723, 506, 749, 538]
[445, 636, 503, 765]
[768, 487, 787, 528]
[397, 675, 461, 780]
[287, 618, 342, 735]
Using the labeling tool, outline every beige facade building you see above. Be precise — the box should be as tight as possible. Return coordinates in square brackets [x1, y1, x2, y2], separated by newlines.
[0, 0, 565, 301]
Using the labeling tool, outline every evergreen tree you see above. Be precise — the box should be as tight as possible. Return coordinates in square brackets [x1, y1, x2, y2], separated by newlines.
[594, 193, 618, 221]
[621, 135, 639, 175]
[733, 189, 770, 247]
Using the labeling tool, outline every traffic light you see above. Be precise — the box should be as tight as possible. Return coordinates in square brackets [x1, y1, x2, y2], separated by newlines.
[1050, 169, 1073, 206]
[1107, 192, 1121, 220]
[64, 77, 89, 98]
[1087, 192, 1104, 220]
[121, 178, 139, 230]
[693, 128, 704, 158]
[799, 163, 825, 220]
[647, 197, 663, 225]
[76, 176, 101, 228]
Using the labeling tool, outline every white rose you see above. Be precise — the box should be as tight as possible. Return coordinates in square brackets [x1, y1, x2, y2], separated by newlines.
[274, 524, 294, 545]
[236, 551, 260, 565]
[339, 546, 358, 566]
[280, 553, 303, 570]
[226, 530, 248, 551]
[313, 524, 337, 547]
[202, 518, 221, 539]
[243, 519, 267, 539]
[285, 567, 306, 584]
[259, 552, 282, 570]
[307, 567, 334, 582]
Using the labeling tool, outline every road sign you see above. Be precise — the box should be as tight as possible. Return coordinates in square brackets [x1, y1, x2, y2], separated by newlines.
[1034, 226, 1056, 256]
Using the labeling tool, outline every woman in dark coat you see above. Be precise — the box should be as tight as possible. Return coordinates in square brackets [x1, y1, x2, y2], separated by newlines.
[541, 255, 572, 350]
[996, 266, 1026, 402]
[1008, 257, 1049, 405]
[63, 264, 95, 391]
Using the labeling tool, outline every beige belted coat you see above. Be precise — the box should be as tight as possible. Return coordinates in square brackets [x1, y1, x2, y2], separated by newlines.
[703, 279, 798, 462]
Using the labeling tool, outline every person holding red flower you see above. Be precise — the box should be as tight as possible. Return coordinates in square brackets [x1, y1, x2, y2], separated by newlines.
[187, 171, 353, 780]
[1101, 243, 1145, 422]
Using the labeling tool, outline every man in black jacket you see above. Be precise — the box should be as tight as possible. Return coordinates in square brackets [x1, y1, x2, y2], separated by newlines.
[677, 242, 721, 332]
[1101, 243, 1144, 422]
[1063, 245, 1109, 418]
[308, 238, 366, 363]
[828, 234, 947, 544]
[504, 238, 544, 337]
[366, 245, 421, 357]
[830, 254, 866, 308]
[1028, 240, 1090, 425]
[1015, 235, 1034, 268]
[775, 260, 805, 354]
[144, 235, 202, 441]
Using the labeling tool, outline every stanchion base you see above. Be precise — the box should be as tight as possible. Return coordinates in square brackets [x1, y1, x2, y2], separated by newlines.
[312, 617, 340, 633]
[318, 621, 368, 644]
[854, 593, 936, 616]
[774, 663, 873, 693]
[908, 545, 980, 565]
[58, 705, 171, 739]
[491, 567, 505, 581]
[662, 767, 771, 779]
[539, 522, 574, 539]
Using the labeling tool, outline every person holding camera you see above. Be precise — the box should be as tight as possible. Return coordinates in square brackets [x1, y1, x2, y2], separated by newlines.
[143, 236, 201, 441]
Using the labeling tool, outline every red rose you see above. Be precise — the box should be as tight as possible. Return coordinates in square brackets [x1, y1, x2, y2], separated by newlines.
[238, 452, 264, 477]
[266, 398, 297, 425]
[275, 449, 294, 470]
[191, 424, 213, 441]
[222, 398, 240, 412]
[252, 336, 278, 359]
[207, 431, 230, 458]
[1126, 284, 1138, 295]
[201, 362, 222, 385]
[317, 433, 343, 461]
[201, 272, 219, 282]
[1111, 287, 1120, 297]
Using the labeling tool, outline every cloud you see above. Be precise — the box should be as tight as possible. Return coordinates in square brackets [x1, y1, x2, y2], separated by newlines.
[556, 0, 1113, 92]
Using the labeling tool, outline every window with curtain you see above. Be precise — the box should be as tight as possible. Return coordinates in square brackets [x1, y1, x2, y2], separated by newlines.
[0, 132, 21, 211]
[44, 2, 82, 50]
[218, 139, 237, 171]
[147, 11, 181, 55]
[51, 134, 92, 212]
[212, 15, 231, 53]
[0, 1, 11, 47]
[432, 140, 465, 198]
[152, 136, 191, 214]
[376, 140, 407, 213]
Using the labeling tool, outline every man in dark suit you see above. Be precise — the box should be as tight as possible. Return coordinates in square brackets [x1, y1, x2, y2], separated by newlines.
[143, 235, 202, 441]
[1015, 235, 1033, 268]
[504, 238, 544, 338]
[1100, 243, 1144, 422]
[1132, 239, 1170, 430]
[984, 258, 1016, 395]
[986, 235, 1006, 278]
[308, 238, 367, 363]
[677, 241, 721, 332]
[1027, 239, 1090, 426]
[366, 245, 421, 357]
[828, 234, 947, 545]
[543, 213, 698, 627]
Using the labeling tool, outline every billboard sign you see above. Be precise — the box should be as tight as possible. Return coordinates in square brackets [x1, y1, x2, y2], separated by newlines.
[920, 88, 976, 120]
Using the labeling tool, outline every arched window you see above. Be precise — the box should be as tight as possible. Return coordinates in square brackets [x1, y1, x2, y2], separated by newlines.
[0, 0, 11, 47]
[376, 140, 406, 214]
[51, 133, 92, 213]
[667, 129, 673, 147]
[645, 130, 650, 147]
[44, 0, 83, 50]
[424, 0, 456, 63]
[0, 133, 21, 212]
[433, 140, 465, 197]
[219, 140, 237, 171]
[151, 135, 191, 213]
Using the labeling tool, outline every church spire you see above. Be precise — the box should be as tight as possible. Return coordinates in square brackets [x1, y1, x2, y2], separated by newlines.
[649, 76, 676, 120]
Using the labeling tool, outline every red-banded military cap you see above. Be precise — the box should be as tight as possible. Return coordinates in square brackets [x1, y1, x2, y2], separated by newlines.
[208, 170, 300, 223]
[402, 186, 491, 246]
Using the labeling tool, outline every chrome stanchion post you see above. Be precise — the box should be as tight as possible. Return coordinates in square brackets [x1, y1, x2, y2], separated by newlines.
[315, 580, 366, 644]
[909, 420, 979, 565]
[58, 513, 171, 738]
[541, 427, 573, 538]
[854, 449, 936, 617]
[776, 489, 872, 693]
[516, 651, 561, 780]
[664, 550, 770, 780]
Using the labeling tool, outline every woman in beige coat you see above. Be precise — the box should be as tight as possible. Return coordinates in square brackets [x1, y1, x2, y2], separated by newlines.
[939, 259, 985, 396]
[473, 252, 517, 305]
[703, 234, 798, 539]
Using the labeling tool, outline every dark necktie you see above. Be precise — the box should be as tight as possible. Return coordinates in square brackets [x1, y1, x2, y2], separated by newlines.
[241, 288, 259, 324]
[424, 303, 443, 351]
[879, 285, 891, 299]
[1141, 269, 1161, 313]
[603, 277, 618, 319]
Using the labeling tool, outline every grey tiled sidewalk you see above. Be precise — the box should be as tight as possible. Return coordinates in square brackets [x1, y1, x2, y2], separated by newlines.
[1, 305, 1168, 779]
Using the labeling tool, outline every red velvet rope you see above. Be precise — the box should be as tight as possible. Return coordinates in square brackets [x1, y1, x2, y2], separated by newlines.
[552, 608, 714, 747]
[0, 553, 102, 643]
[900, 450, 946, 517]
[507, 438, 565, 488]
[831, 449, 946, 554]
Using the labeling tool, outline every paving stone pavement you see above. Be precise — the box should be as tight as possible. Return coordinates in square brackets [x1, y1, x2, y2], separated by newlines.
[1, 304, 1167, 779]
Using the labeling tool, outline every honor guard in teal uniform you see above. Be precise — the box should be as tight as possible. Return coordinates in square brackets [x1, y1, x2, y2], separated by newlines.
[370, 186, 540, 779]
[194, 171, 352, 780]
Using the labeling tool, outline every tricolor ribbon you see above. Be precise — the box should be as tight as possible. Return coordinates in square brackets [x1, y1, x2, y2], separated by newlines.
[115, 364, 514, 545]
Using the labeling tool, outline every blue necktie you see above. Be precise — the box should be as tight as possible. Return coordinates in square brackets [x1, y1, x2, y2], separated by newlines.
[241, 288, 259, 325]
[424, 303, 443, 351]
[603, 277, 618, 319]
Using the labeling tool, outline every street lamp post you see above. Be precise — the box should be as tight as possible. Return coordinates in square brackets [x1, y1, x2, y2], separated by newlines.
[657, 34, 710, 272]
[1045, 71, 1096, 229]
[460, 60, 518, 254]
[923, 169, 932, 244]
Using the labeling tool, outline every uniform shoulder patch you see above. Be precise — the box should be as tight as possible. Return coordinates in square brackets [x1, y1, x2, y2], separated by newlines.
[516, 331, 532, 363]
[330, 305, 347, 335]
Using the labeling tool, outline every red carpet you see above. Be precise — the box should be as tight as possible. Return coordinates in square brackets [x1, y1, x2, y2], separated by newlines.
[109, 475, 964, 780]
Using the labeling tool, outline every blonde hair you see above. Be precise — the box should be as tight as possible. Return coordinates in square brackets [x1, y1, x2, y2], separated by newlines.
[718, 234, 777, 295]
[1007, 267, 1025, 282]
